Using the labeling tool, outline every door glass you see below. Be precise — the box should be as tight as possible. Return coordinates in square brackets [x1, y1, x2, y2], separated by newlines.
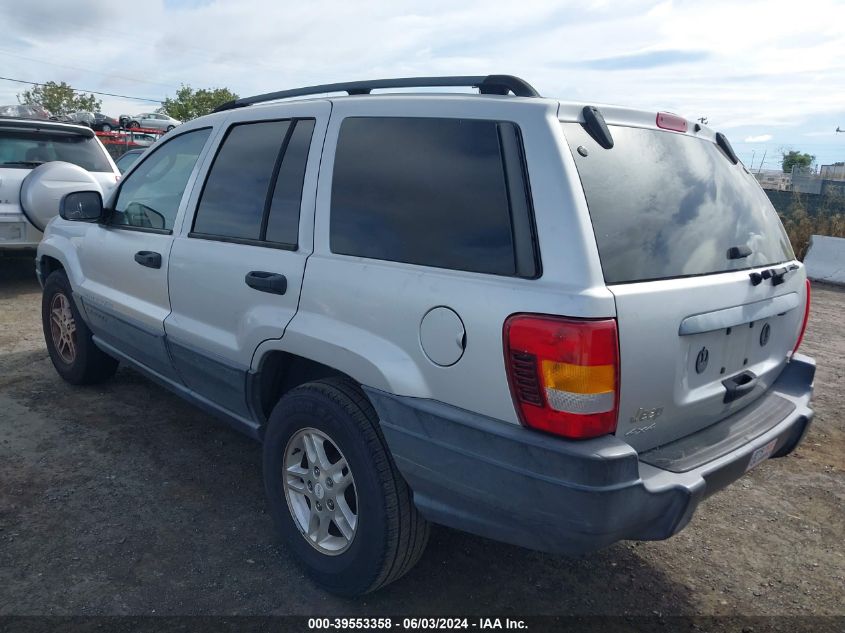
[112, 128, 211, 230]
[193, 120, 290, 240]
[265, 119, 315, 246]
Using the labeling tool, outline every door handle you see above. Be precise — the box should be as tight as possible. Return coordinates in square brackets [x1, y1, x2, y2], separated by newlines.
[722, 370, 758, 403]
[134, 251, 162, 269]
[245, 271, 287, 295]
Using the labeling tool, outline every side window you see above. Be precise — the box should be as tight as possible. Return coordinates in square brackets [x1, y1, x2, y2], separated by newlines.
[330, 117, 537, 277]
[192, 118, 314, 247]
[265, 119, 315, 246]
[112, 128, 211, 231]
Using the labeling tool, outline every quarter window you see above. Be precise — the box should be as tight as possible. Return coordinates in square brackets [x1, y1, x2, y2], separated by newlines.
[330, 117, 536, 277]
[111, 127, 210, 231]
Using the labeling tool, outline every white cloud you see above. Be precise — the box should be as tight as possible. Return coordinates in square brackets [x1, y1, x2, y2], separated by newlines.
[744, 134, 773, 143]
[0, 0, 843, 163]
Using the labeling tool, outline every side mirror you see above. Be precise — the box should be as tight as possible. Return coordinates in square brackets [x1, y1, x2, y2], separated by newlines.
[60, 191, 103, 221]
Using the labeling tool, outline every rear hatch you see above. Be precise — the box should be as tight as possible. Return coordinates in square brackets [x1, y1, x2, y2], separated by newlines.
[562, 119, 807, 452]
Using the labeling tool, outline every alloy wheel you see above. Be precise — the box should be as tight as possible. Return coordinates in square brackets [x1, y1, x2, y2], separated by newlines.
[49, 292, 77, 364]
[283, 427, 358, 555]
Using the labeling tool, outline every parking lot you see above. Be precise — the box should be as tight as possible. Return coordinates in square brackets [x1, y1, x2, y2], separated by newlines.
[0, 254, 842, 617]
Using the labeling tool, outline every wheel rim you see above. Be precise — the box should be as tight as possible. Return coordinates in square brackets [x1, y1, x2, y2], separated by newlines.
[283, 427, 358, 555]
[49, 292, 77, 364]
[102, 124, 111, 132]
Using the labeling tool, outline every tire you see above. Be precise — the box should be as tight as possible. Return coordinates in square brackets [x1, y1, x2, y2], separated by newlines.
[166, 125, 175, 131]
[42, 270, 118, 385]
[263, 377, 429, 595]
[129, 121, 140, 129]
[101, 124, 112, 132]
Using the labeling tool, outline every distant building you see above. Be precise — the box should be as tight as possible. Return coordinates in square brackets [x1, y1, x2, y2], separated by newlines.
[755, 169, 792, 191]
[819, 162, 845, 181]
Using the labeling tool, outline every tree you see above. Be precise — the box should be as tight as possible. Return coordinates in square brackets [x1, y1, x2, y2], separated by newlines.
[160, 85, 239, 121]
[782, 150, 815, 174]
[18, 81, 101, 116]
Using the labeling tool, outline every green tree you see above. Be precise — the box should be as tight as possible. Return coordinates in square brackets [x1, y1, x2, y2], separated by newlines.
[17, 81, 101, 116]
[781, 150, 815, 174]
[160, 85, 239, 121]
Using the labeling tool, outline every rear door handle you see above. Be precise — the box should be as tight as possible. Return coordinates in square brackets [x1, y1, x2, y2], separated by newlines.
[722, 370, 758, 403]
[134, 251, 162, 269]
[245, 271, 287, 295]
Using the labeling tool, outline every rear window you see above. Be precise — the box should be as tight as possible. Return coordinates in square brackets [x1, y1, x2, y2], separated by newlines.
[562, 123, 793, 284]
[0, 129, 112, 172]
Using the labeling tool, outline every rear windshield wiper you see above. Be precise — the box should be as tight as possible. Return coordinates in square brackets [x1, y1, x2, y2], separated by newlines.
[1, 160, 45, 167]
[749, 264, 799, 286]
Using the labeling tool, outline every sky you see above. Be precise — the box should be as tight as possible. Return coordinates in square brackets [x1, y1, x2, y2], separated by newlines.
[1, 0, 843, 170]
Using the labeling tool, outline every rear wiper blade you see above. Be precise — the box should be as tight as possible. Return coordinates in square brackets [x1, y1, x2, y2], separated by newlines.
[749, 264, 799, 286]
[1, 160, 45, 167]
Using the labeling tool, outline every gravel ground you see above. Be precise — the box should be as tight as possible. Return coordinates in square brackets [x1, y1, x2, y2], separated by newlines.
[0, 254, 842, 619]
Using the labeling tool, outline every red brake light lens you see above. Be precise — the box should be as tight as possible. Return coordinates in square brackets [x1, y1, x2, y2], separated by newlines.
[504, 315, 619, 440]
[656, 112, 688, 132]
[793, 279, 811, 354]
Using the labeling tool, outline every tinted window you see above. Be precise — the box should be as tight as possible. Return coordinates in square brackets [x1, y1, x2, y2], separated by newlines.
[193, 121, 290, 240]
[330, 117, 520, 276]
[0, 130, 112, 172]
[112, 128, 210, 230]
[563, 123, 794, 284]
[115, 150, 142, 173]
[265, 119, 315, 245]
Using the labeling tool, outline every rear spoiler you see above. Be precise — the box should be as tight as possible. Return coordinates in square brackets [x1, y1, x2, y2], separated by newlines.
[0, 118, 95, 138]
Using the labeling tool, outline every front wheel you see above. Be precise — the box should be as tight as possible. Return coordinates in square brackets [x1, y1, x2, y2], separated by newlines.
[41, 270, 118, 385]
[263, 378, 429, 595]
[101, 124, 112, 132]
[128, 121, 140, 129]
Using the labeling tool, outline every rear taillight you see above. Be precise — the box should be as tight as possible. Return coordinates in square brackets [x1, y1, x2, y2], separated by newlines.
[792, 279, 811, 354]
[504, 315, 619, 440]
[656, 112, 688, 132]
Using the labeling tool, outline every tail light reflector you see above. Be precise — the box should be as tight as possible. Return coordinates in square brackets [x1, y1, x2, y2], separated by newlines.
[656, 112, 688, 132]
[792, 279, 811, 354]
[504, 315, 619, 439]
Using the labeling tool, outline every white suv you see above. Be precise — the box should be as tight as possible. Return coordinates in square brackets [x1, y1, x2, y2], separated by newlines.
[0, 117, 118, 251]
[34, 75, 815, 596]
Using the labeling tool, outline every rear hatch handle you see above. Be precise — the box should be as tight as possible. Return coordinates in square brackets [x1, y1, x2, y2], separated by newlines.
[722, 370, 758, 403]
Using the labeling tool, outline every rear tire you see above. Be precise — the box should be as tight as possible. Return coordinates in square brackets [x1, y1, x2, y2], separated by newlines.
[129, 121, 140, 129]
[263, 377, 429, 595]
[41, 270, 118, 385]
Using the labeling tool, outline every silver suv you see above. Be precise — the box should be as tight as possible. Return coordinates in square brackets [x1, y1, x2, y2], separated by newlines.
[1, 117, 118, 251]
[33, 75, 815, 596]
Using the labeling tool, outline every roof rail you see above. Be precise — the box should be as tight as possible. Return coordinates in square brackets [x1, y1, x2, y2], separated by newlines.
[213, 75, 540, 112]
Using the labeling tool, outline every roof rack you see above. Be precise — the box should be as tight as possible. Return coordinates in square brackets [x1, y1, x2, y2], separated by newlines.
[213, 75, 540, 112]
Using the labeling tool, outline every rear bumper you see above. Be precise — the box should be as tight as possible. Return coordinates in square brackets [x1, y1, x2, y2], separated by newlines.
[367, 354, 814, 555]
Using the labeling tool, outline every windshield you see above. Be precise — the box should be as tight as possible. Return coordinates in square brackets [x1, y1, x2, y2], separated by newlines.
[0, 129, 112, 172]
[562, 123, 794, 284]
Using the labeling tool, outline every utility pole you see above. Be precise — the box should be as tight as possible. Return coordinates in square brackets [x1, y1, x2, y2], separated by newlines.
[757, 149, 766, 174]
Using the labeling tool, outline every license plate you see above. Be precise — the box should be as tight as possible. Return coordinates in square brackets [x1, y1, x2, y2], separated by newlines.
[745, 439, 778, 472]
[0, 222, 25, 242]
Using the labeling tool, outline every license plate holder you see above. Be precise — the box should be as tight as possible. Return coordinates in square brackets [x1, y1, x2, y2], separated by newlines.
[745, 438, 778, 472]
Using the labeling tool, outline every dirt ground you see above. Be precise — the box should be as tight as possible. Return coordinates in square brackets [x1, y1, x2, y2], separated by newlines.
[0, 254, 842, 619]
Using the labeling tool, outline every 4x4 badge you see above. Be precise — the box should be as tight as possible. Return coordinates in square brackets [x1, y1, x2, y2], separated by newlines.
[695, 347, 709, 374]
